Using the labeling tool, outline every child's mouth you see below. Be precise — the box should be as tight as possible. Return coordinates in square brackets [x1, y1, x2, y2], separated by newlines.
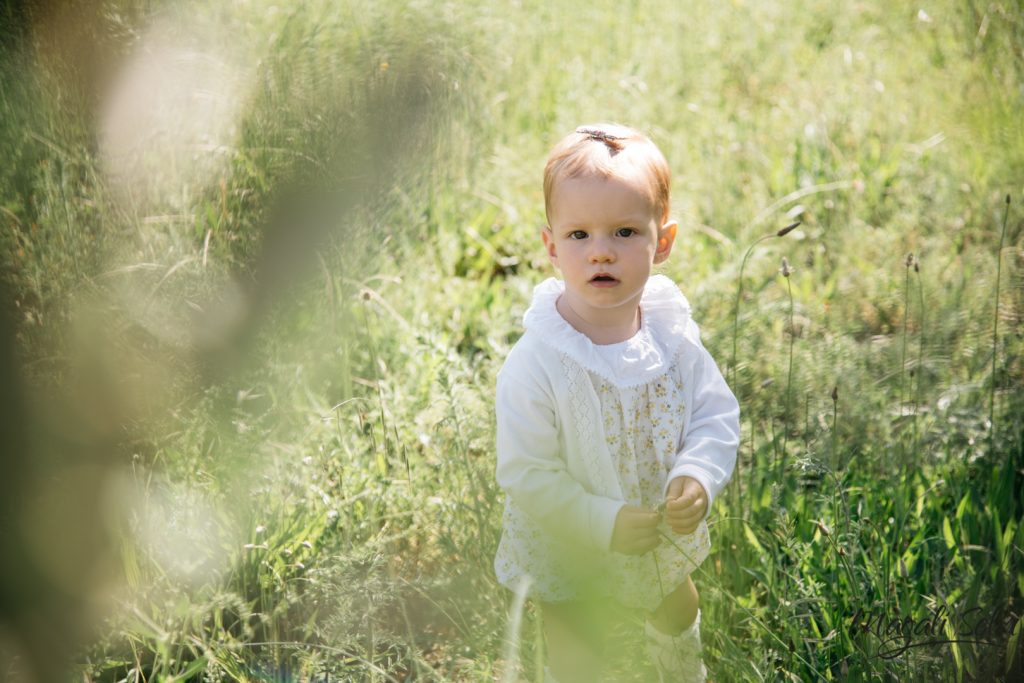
[589, 275, 618, 286]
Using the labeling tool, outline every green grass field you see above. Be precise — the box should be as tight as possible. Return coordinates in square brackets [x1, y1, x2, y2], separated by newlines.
[1, 0, 1022, 680]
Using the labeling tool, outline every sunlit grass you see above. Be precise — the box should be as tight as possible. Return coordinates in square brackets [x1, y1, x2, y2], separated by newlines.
[1, 0, 1022, 681]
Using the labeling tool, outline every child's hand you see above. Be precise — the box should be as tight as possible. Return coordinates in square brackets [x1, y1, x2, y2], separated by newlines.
[664, 476, 707, 534]
[610, 505, 661, 555]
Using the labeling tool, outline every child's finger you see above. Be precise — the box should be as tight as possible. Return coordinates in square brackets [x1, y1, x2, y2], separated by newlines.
[620, 534, 649, 555]
[632, 522, 660, 539]
[665, 477, 686, 500]
[632, 531, 659, 548]
[624, 508, 661, 528]
[666, 497, 704, 513]
[667, 483, 700, 505]
[629, 534, 661, 555]
[665, 497, 689, 511]
[666, 496, 701, 514]
[666, 506, 704, 526]
[667, 501, 704, 517]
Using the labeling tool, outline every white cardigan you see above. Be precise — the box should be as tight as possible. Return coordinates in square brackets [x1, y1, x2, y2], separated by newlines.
[494, 275, 740, 552]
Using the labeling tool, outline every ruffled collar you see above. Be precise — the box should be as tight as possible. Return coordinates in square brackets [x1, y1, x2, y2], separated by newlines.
[523, 274, 692, 388]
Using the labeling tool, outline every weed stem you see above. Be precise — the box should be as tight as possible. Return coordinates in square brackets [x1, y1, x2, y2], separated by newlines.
[989, 195, 1010, 451]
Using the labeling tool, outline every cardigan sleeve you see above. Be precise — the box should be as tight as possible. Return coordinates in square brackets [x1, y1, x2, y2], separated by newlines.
[664, 318, 740, 518]
[494, 367, 625, 552]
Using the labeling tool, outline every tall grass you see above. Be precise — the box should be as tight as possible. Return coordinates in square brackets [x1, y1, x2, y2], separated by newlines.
[1, 0, 1022, 681]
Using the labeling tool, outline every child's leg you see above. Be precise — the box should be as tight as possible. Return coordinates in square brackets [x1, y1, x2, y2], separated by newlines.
[539, 600, 607, 683]
[649, 574, 698, 635]
[645, 576, 705, 683]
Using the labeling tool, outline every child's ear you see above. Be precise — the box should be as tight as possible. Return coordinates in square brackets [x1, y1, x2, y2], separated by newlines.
[653, 220, 677, 264]
[541, 226, 559, 266]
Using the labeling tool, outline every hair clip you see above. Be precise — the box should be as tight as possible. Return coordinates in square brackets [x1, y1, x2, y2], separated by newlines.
[576, 127, 625, 143]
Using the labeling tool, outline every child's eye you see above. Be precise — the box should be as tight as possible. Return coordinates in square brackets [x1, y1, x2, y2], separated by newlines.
[616, 227, 636, 237]
[569, 230, 588, 240]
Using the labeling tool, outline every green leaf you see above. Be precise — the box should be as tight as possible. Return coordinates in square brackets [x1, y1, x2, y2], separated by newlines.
[942, 516, 956, 550]
[900, 549, 916, 576]
[944, 618, 963, 679]
[999, 518, 1016, 569]
[744, 522, 766, 555]
[1008, 613, 1023, 675]
[169, 656, 208, 682]
[955, 493, 971, 522]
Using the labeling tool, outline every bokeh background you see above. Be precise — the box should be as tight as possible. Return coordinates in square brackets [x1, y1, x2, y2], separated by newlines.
[1, 0, 1022, 680]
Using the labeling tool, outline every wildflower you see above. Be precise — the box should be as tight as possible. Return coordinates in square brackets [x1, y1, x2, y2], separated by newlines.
[904, 252, 915, 268]
[779, 257, 794, 278]
[831, 386, 838, 403]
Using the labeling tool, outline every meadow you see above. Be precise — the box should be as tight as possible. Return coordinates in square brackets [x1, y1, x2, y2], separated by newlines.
[0, 0, 1022, 681]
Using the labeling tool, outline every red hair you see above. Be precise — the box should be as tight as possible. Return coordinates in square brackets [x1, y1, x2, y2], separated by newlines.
[543, 123, 671, 223]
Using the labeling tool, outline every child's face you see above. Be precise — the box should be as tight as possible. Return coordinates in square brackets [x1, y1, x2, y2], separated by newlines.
[542, 172, 677, 323]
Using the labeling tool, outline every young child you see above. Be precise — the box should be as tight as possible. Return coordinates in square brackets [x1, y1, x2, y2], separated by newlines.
[494, 124, 739, 683]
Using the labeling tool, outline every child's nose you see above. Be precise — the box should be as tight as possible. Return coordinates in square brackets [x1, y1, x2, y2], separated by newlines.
[589, 237, 615, 262]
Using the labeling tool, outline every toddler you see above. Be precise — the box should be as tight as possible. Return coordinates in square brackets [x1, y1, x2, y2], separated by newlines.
[494, 124, 739, 682]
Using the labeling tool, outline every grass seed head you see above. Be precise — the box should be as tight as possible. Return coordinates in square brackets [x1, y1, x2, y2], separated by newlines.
[779, 257, 794, 278]
[777, 221, 801, 237]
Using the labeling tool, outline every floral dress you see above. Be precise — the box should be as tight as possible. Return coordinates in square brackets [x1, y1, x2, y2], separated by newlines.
[494, 278, 715, 611]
